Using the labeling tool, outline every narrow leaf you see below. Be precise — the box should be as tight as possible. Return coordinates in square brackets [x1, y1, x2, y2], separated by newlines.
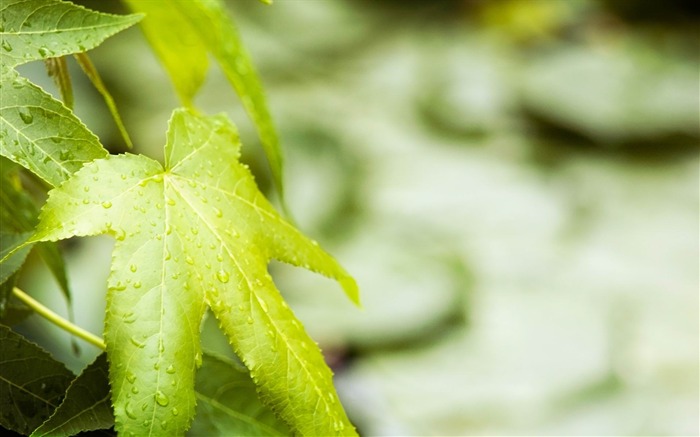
[74, 52, 134, 149]
[31, 354, 114, 437]
[44, 57, 73, 109]
[31, 108, 359, 436]
[0, 324, 74, 434]
[124, 0, 287, 210]
[189, 352, 290, 436]
[0, 0, 142, 70]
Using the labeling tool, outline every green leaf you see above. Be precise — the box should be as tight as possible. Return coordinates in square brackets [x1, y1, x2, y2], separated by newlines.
[189, 352, 291, 436]
[0, 324, 74, 434]
[0, 0, 142, 70]
[0, 0, 141, 187]
[124, 0, 287, 211]
[31, 353, 114, 437]
[0, 67, 107, 187]
[31, 108, 359, 436]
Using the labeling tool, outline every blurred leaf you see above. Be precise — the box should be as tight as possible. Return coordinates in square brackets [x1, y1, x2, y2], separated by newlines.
[124, 0, 287, 212]
[31, 354, 114, 437]
[121, 0, 208, 106]
[189, 352, 291, 436]
[0, 324, 74, 434]
[44, 57, 74, 109]
[74, 53, 134, 149]
[0, 159, 71, 307]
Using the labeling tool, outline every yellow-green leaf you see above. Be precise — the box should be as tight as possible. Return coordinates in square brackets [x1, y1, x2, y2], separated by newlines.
[31, 108, 359, 436]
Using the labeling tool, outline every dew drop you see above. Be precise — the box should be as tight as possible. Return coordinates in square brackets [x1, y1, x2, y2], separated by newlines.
[18, 107, 33, 124]
[38, 46, 50, 56]
[216, 270, 229, 283]
[130, 337, 146, 348]
[133, 281, 142, 289]
[126, 372, 136, 384]
[124, 402, 137, 419]
[171, 408, 179, 416]
[194, 352, 203, 369]
[166, 198, 176, 206]
[114, 282, 127, 291]
[130, 264, 137, 272]
[166, 364, 175, 374]
[131, 386, 139, 394]
[246, 317, 254, 324]
[101, 201, 112, 209]
[155, 391, 169, 406]
[185, 256, 194, 265]
[123, 312, 136, 323]
[154, 362, 160, 370]
[115, 229, 126, 241]
[160, 420, 168, 429]
[1, 40, 12, 52]
[213, 207, 223, 218]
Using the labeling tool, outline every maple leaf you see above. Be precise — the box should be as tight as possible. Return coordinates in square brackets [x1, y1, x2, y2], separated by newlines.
[0, 0, 140, 187]
[30, 108, 360, 436]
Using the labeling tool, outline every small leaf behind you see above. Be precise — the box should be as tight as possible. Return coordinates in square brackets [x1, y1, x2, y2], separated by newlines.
[0, 324, 74, 434]
[31, 353, 114, 437]
[189, 352, 290, 436]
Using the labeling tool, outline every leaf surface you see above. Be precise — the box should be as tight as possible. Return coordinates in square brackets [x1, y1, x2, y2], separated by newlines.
[31, 353, 114, 437]
[188, 352, 290, 436]
[0, 324, 74, 434]
[0, 0, 140, 187]
[31, 109, 358, 436]
[123, 0, 286, 210]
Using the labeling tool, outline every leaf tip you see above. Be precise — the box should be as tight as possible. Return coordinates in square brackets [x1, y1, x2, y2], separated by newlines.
[339, 276, 361, 308]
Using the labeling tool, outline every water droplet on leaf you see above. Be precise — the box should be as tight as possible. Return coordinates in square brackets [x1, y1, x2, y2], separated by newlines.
[216, 270, 229, 283]
[18, 107, 33, 124]
[101, 201, 112, 209]
[155, 391, 169, 406]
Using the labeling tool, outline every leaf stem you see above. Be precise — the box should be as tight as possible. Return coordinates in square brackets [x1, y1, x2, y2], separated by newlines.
[12, 287, 106, 351]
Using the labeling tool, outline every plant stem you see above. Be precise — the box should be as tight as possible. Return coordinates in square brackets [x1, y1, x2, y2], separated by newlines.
[12, 287, 106, 351]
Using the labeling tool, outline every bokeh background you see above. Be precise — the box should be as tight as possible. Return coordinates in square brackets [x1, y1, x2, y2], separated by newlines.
[15, 0, 699, 435]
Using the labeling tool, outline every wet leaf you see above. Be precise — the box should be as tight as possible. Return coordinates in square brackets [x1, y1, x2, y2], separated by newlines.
[31, 109, 359, 436]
